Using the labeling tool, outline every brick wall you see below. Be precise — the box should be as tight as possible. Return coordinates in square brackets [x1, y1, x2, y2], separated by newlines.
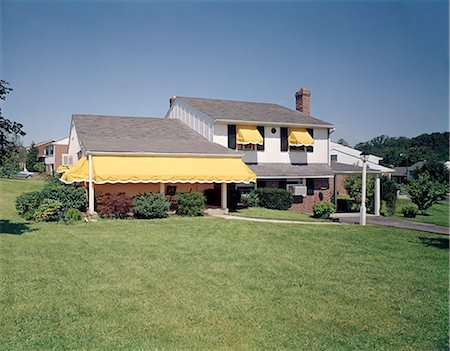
[290, 178, 332, 213]
[335, 174, 349, 196]
[54, 144, 69, 170]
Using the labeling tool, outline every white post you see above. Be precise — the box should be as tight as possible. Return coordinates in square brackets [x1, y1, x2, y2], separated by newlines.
[160, 183, 165, 195]
[374, 174, 381, 216]
[360, 160, 367, 225]
[221, 183, 227, 210]
[88, 154, 95, 215]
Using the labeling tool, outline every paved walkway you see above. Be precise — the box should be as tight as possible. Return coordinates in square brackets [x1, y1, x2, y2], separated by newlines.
[215, 215, 343, 225]
[333, 214, 449, 235]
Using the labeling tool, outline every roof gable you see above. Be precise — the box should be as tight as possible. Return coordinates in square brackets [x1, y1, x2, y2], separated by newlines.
[72, 114, 238, 155]
[177, 96, 335, 127]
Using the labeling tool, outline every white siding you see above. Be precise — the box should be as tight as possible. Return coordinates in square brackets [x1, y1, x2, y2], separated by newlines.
[214, 123, 330, 164]
[67, 122, 83, 160]
[166, 99, 214, 141]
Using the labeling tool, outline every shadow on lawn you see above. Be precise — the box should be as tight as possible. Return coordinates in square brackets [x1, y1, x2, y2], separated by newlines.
[419, 236, 449, 250]
[0, 220, 36, 235]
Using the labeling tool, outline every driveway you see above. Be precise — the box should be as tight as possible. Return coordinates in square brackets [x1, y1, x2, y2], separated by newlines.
[333, 214, 449, 235]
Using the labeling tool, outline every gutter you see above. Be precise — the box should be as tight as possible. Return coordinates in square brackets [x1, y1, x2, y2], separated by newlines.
[215, 119, 336, 129]
[85, 151, 245, 158]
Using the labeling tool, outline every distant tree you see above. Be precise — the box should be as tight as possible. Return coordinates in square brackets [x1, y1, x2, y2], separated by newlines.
[0, 80, 25, 166]
[415, 161, 449, 188]
[26, 143, 38, 171]
[337, 138, 350, 147]
[408, 173, 446, 213]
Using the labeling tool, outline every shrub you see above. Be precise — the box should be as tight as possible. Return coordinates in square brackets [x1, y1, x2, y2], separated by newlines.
[344, 174, 374, 212]
[33, 162, 45, 173]
[133, 193, 169, 219]
[42, 185, 86, 212]
[34, 199, 63, 222]
[64, 208, 83, 222]
[96, 192, 132, 218]
[381, 176, 398, 216]
[254, 188, 292, 210]
[312, 202, 336, 218]
[16, 191, 44, 217]
[175, 192, 205, 216]
[240, 192, 260, 208]
[401, 205, 418, 218]
[407, 173, 444, 213]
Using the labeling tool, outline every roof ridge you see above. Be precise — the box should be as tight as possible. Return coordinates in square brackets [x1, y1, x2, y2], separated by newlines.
[177, 96, 283, 107]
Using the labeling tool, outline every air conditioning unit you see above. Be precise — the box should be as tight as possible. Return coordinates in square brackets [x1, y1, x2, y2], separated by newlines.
[62, 154, 74, 166]
[287, 185, 307, 196]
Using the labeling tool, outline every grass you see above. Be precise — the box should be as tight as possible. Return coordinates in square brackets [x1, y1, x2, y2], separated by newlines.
[394, 198, 449, 227]
[230, 207, 324, 222]
[0, 179, 448, 350]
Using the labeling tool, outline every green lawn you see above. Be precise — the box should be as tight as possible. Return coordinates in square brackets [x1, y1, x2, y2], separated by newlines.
[230, 207, 324, 222]
[0, 180, 448, 350]
[394, 198, 449, 227]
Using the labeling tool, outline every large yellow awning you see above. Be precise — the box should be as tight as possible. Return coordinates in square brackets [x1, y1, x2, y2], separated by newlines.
[56, 165, 71, 173]
[288, 128, 315, 146]
[61, 155, 256, 184]
[236, 125, 263, 145]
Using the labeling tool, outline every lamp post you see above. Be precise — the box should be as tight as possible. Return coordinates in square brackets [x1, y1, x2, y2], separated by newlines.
[360, 150, 370, 225]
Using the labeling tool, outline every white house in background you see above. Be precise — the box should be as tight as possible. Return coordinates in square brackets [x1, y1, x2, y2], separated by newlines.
[44, 137, 69, 174]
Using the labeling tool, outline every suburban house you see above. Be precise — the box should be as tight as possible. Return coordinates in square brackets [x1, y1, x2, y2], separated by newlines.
[44, 137, 69, 174]
[392, 161, 425, 183]
[330, 141, 395, 212]
[61, 88, 383, 215]
[33, 139, 55, 164]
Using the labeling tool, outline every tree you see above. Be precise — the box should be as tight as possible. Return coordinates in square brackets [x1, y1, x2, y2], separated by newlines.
[407, 173, 445, 214]
[337, 138, 350, 147]
[380, 176, 398, 215]
[0, 80, 25, 166]
[415, 160, 449, 187]
[344, 174, 374, 212]
[26, 143, 38, 172]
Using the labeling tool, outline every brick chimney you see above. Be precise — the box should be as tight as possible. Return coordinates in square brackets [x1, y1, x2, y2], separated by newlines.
[169, 96, 176, 108]
[295, 88, 311, 115]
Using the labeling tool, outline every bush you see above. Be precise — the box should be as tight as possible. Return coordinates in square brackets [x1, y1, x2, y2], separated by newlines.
[254, 188, 292, 210]
[33, 162, 45, 173]
[401, 205, 418, 218]
[344, 174, 374, 212]
[133, 193, 169, 219]
[408, 173, 444, 213]
[16, 191, 44, 217]
[312, 202, 336, 218]
[34, 199, 63, 222]
[240, 192, 260, 208]
[64, 208, 83, 222]
[175, 192, 205, 216]
[42, 185, 86, 212]
[0, 154, 20, 178]
[96, 192, 132, 218]
[381, 176, 398, 216]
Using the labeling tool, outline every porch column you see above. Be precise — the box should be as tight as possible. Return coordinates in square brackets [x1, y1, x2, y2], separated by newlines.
[374, 174, 381, 216]
[333, 174, 337, 208]
[88, 154, 95, 214]
[221, 183, 227, 210]
[159, 183, 165, 195]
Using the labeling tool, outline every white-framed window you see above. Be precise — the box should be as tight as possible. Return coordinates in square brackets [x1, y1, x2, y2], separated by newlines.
[62, 154, 74, 166]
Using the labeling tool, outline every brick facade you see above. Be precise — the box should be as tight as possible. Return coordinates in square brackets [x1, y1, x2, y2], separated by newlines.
[290, 178, 332, 213]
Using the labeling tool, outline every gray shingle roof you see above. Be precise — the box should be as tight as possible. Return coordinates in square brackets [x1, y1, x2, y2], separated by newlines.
[72, 115, 238, 155]
[331, 162, 381, 174]
[248, 163, 334, 178]
[177, 96, 335, 127]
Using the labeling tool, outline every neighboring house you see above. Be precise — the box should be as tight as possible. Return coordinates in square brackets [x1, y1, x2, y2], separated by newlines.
[166, 89, 335, 212]
[392, 161, 425, 184]
[44, 137, 69, 174]
[330, 141, 395, 207]
[34, 140, 55, 163]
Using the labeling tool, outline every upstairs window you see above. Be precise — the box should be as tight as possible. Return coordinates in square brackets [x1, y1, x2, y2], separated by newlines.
[331, 155, 338, 162]
[236, 125, 263, 148]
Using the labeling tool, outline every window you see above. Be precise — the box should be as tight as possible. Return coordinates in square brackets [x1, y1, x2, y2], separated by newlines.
[289, 145, 305, 152]
[306, 179, 314, 195]
[306, 146, 314, 153]
[228, 125, 236, 149]
[280, 127, 288, 152]
[62, 154, 74, 166]
[331, 155, 338, 162]
[256, 126, 265, 151]
[238, 144, 256, 151]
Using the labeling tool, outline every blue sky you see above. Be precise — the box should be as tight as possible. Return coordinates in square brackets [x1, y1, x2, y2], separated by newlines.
[1, 0, 448, 146]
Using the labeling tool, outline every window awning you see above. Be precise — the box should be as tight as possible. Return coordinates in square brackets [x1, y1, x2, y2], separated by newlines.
[236, 125, 263, 145]
[60, 155, 256, 184]
[288, 128, 314, 146]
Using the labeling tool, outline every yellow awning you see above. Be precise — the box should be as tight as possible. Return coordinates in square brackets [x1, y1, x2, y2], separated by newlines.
[61, 155, 256, 184]
[236, 125, 263, 145]
[56, 165, 71, 173]
[288, 128, 315, 146]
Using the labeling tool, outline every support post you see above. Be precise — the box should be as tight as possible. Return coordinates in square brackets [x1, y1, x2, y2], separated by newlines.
[88, 154, 95, 215]
[374, 174, 381, 216]
[360, 160, 367, 225]
[221, 183, 227, 210]
[160, 183, 165, 195]
[333, 174, 337, 209]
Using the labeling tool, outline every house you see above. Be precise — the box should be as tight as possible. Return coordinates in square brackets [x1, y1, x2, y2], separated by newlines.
[33, 140, 55, 163]
[392, 161, 425, 183]
[330, 141, 395, 213]
[61, 88, 375, 214]
[44, 137, 69, 174]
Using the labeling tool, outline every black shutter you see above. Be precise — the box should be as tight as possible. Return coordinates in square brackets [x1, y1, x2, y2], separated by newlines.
[306, 179, 314, 195]
[228, 125, 236, 149]
[280, 127, 288, 152]
[257, 126, 265, 151]
[306, 128, 314, 138]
